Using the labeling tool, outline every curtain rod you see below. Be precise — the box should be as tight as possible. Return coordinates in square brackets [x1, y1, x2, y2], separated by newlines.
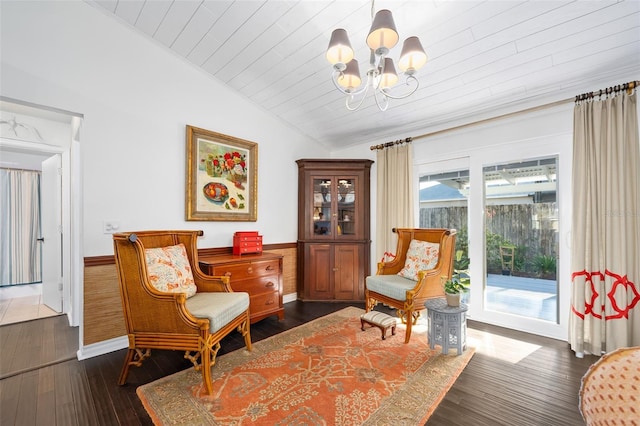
[369, 137, 412, 151]
[575, 80, 638, 102]
[369, 79, 638, 147]
[0, 167, 41, 173]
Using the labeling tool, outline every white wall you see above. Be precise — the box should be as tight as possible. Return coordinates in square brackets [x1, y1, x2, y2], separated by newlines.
[0, 0, 327, 257]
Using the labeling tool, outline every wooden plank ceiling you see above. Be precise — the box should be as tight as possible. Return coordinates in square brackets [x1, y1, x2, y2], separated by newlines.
[88, 0, 640, 149]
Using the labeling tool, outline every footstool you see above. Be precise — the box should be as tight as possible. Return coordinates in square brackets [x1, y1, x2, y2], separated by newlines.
[360, 311, 397, 340]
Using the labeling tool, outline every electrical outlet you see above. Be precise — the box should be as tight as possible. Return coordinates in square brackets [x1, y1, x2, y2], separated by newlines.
[103, 221, 120, 234]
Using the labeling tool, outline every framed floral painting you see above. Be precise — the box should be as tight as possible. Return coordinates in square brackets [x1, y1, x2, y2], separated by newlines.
[186, 125, 258, 221]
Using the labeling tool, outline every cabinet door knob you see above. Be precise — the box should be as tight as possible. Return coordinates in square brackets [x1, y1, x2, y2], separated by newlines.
[333, 267, 339, 271]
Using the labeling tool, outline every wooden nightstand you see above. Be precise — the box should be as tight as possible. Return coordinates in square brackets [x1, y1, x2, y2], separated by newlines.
[199, 252, 284, 324]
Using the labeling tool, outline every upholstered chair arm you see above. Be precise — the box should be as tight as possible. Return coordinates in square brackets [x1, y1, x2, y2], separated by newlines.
[411, 267, 447, 300]
[193, 270, 233, 293]
[376, 259, 405, 275]
[123, 285, 208, 334]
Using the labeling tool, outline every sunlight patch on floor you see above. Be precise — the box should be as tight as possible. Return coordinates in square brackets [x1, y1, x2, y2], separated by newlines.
[467, 328, 541, 363]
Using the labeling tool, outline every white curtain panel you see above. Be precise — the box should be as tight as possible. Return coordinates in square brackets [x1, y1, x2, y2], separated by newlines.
[375, 143, 415, 263]
[570, 91, 640, 355]
[0, 169, 42, 286]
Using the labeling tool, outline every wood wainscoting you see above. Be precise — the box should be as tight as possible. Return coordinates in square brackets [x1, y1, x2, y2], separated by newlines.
[83, 243, 297, 346]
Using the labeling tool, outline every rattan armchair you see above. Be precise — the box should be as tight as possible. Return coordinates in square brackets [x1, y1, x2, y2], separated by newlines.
[365, 228, 456, 343]
[113, 230, 252, 395]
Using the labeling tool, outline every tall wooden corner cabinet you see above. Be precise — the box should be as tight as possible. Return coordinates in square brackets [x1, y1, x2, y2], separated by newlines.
[296, 159, 373, 301]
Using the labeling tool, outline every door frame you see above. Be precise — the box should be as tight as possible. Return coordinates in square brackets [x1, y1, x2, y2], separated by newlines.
[416, 136, 572, 341]
[0, 109, 82, 332]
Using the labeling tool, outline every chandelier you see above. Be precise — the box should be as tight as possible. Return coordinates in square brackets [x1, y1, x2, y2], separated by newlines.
[325, 1, 427, 111]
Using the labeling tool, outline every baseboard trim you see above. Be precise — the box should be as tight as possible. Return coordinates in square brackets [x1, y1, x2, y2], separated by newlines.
[283, 292, 297, 304]
[78, 335, 128, 360]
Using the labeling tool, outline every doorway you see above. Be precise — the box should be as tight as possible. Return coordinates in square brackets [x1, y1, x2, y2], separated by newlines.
[0, 97, 82, 328]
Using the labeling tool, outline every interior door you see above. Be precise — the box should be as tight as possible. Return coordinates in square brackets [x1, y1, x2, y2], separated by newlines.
[41, 154, 62, 312]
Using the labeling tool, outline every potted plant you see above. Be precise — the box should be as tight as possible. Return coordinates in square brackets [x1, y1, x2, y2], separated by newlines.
[442, 275, 468, 307]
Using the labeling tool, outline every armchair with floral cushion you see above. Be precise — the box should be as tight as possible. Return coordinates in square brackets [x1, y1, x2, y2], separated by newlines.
[365, 228, 457, 343]
[113, 230, 252, 395]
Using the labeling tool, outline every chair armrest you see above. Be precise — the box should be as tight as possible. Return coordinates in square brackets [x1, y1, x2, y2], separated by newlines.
[376, 259, 404, 275]
[193, 270, 233, 293]
[124, 287, 208, 332]
[411, 267, 446, 299]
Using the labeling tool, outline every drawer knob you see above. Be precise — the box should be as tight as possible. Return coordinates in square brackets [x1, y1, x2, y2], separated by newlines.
[247, 267, 253, 274]
[265, 281, 275, 287]
[265, 299, 274, 305]
[266, 265, 274, 271]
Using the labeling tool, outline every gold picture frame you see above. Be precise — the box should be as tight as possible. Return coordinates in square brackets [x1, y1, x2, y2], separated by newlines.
[186, 125, 258, 221]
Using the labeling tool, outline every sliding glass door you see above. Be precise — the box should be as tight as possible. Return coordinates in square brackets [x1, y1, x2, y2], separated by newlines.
[418, 159, 470, 304]
[483, 157, 559, 324]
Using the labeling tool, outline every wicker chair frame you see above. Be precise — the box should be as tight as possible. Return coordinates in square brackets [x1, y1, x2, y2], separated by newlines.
[113, 230, 252, 395]
[365, 228, 457, 343]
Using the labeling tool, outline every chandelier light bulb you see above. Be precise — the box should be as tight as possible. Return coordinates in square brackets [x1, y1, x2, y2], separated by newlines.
[398, 36, 427, 73]
[379, 58, 398, 89]
[337, 59, 362, 91]
[326, 29, 354, 67]
[366, 10, 399, 53]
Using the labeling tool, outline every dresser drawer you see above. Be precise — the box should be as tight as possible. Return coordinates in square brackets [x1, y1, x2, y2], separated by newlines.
[249, 291, 280, 316]
[211, 259, 279, 280]
[230, 275, 278, 294]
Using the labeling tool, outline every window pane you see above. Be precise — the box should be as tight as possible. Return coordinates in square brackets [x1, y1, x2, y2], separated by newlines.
[313, 179, 331, 235]
[419, 169, 470, 303]
[483, 157, 558, 323]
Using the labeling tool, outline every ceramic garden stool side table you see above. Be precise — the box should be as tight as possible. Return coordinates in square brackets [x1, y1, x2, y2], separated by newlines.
[424, 298, 468, 355]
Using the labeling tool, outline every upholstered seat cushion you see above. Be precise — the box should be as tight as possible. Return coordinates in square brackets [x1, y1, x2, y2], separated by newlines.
[185, 292, 250, 333]
[366, 274, 418, 301]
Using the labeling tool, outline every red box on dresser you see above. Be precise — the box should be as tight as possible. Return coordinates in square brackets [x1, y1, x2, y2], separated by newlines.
[233, 231, 263, 255]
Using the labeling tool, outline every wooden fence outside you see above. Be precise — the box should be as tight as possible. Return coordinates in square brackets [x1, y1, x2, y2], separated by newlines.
[420, 203, 558, 276]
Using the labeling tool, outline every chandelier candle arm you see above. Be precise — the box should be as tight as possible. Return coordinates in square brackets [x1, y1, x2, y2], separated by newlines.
[326, 2, 428, 111]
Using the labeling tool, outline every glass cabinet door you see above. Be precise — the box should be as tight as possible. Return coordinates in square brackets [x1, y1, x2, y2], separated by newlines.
[313, 178, 332, 236]
[337, 177, 355, 236]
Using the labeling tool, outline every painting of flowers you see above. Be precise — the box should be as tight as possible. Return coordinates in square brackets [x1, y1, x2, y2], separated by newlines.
[186, 125, 257, 221]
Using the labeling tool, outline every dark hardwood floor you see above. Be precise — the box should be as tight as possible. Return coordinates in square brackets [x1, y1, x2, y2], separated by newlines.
[0, 301, 597, 425]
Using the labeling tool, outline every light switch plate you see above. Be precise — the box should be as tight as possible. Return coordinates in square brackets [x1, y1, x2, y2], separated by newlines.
[103, 221, 120, 234]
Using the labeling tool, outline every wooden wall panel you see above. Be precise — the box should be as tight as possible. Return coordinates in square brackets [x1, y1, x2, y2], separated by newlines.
[82, 245, 298, 346]
[83, 264, 126, 345]
[263, 247, 297, 296]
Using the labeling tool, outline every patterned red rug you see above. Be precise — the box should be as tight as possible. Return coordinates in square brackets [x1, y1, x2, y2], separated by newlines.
[137, 307, 475, 425]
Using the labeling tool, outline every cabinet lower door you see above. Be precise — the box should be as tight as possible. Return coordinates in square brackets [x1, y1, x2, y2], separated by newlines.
[305, 243, 363, 300]
[334, 244, 362, 300]
[307, 244, 330, 299]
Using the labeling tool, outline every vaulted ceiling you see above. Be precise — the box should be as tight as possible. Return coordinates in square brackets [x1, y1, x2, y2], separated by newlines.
[87, 0, 640, 150]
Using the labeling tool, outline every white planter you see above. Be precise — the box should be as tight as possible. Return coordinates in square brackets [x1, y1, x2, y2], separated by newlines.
[445, 293, 460, 307]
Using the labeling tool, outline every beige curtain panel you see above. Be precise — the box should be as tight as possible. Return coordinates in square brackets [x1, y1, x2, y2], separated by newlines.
[0, 169, 42, 286]
[570, 90, 640, 356]
[375, 143, 414, 263]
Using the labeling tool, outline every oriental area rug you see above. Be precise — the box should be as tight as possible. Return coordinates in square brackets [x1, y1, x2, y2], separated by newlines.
[137, 307, 475, 425]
